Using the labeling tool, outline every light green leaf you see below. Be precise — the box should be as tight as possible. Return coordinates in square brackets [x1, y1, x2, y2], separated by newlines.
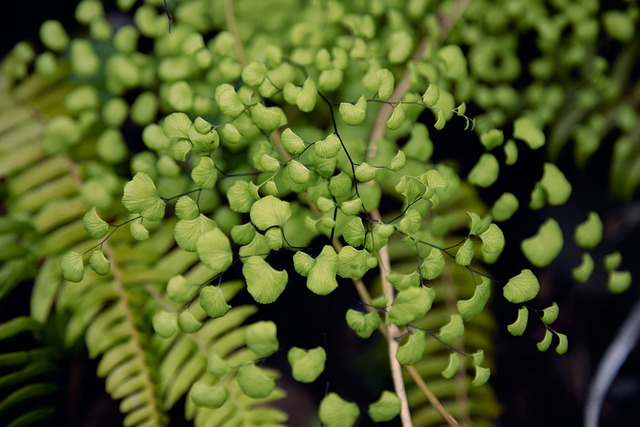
[162, 112, 191, 139]
[215, 84, 245, 118]
[434, 110, 446, 130]
[480, 129, 504, 150]
[540, 163, 572, 206]
[340, 198, 362, 216]
[387, 286, 435, 326]
[420, 249, 445, 280]
[437, 314, 464, 346]
[457, 277, 491, 321]
[319, 393, 360, 427]
[175, 214, 218, 252]
[314, 133, 342, 158]
[388, 150, 406, 171]
[339, 95, 367, 126]
[60, 251, 84, 282]
[246, 321, 279, 357]
[604, 251, 622, 272]
[555, 333, 568, 355]
[288, 347, 326, 383]
[472, 366, 491, 386]
[83, 207, 109, 239]
[368, 391, 401, 422]
[422, 84, 440, 107]
[152, 311, 177, 338]
[293, 251, 315, 276]
[455, 239, 474, 266]
[199, 286, 231, 318]
[343, 217, 366, 247]
[122, 172, 166, 220]
[574, 211, 602, 249]
[521, 218, 563, 267]
[175, 196, 199, 220]
[355, 163, 378, 182]
[250, 103, 286, 132]
[196, 228, 233, 276]
[237, 364, 275, 399]
[507, 306, 529, 336]
[504, 139, 518, 165]
[337, 246, 376, 279]
[376, 69, 395, 101]
[230, 223, 256, 245]
[239, 232, 270, 258]
[514, 117, 545, 149]
[130, 218, 149, 240]
[537, 329, 553, 351]
[467, 211, 489, 236]
[572, 253, 594, 283]
[480, 223, 505, 255]
[206, 352, 231, 377]
[491, 192, 519, 222]
[396, 329, 426, 365]
[242, 61, 267, 86]
[387, 271, 421, 291]
[191, 382, 227, 409]
[471, 349, 485, 366]
[503, 269, 540, 304]
[191, 157, 218, 189]
[178, 310, 203, 333]
[441, 352, 462, 379]
[281, 128, 306, 155]
[386, 104, 405, 130]
[250, 195, 292, 231]
[468, 153, 499, 188]
[287, 160, 311, 184]
[398, 208, 421, 235]
[608, 270, 632, 294]
[306, 246, 338, 295]
[227, 180, 258, 213]
[167, 275, 199, 304]
[89, 250, 110, 275]
[296, 78, 318, 112]
[539, 303, 558, 326]
[259, 153, 281, 173]
[243, 256, 288, 304]
[346, 309, 380, 339]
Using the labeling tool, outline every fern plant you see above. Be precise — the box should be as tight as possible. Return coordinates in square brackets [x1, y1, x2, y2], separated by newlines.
[1, 0, 636, 426]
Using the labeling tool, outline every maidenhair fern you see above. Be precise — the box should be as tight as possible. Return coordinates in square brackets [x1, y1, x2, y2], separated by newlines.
[1, 0, 637, 426]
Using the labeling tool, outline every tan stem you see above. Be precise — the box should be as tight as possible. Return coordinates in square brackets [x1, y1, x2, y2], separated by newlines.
[406, 365, 462, 427]
[223, 0, 247, 66]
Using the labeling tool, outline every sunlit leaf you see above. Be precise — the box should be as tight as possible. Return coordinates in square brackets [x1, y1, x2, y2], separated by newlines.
[608, 270, 632, 294]
[175, 214, 217, 251]
[250, 195, 292, 231]
[245, 321, 279, 357]
[387, 286, 435, 326]
[346, 309, 380, 339]
[457, 277, 491, 321]
[574, 211, 603, 250]
[368, 391, 401, 422]
[507, 306, 528, 336]
[237, 364, 275, 398]
[537, 329, 553, 352]
[339, 95, 367, 126]
[88, 249, 110, 275]
[514, 116, 545, 149]
[541, 302, 559, 325]
[122, 172, 166, 220]
[441, 352, 462, 379]
[83, 207, 109, 239]
[468, 153, 499, 188]
[288, 347, 326, 383]
[60, 251, 84, 283]
[196, 228, 233, 276]
[396, 329, 426, 365]
[521, 218, 563, 267]
[572, 252, 594, 284]
[319, 393, 360, 427]
[243, 256, 288, 304]
[503, 269, 540, 304]
[190, 382, 227, 409]
[437, 314, 464, 346]
[199, 286, 231, 318]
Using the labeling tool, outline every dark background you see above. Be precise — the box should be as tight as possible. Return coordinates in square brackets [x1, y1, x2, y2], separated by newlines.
[2, 1, 640, 426]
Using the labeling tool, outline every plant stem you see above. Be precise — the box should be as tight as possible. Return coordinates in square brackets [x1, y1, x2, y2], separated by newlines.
[406, 365, 462, 427]
[223, 0, 247, 66]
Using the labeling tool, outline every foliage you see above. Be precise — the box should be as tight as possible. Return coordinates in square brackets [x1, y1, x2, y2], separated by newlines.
[0, 0, 637, 426]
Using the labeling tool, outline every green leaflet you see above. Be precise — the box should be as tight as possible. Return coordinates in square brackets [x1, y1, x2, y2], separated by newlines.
[556, 333, 569, 355]
[242, 61, 267, 86]
[336, 246, 377, 279]
[287, 159, 311, 184]
[191, 157, 218, 190]
[227, 181, 258, 213]
[243, 256, 288, 304]
[196, 228, 233, 276]
[314, 133, 342, 158]
[513, 117, 545, 149]
[355, 162, 378, 182]
[396, 329, 426, 365]
[287, 347, 326, 383]
[340, 198, 362, 216]
[472, 366, 491, 387]
[480, 129, 504, 150]
[468, 211, 491, 236]
[339, 95, 367, 126]
[387, 271, 421, 291]
[507, 306, 529, 336]
[455, 238, 475, 266]
[503, 270, 540, 304]
[491, 192, 519, 222]
[604, 251, 622, 271]
[537, 329, 553, 352]
[368, 391, 401, 422]
[398, 208, 421, 235]
[441, 352, 462, 379]
[167, 275, 199, 304]
[319, 393, 360, 427]
[420, 248, 445, 280]
[468, 153, 499, 188]
[152, 311, 177, 338]
[249, 195, 292, 231]
[376, 68, 395, 101]
[162, 112, 191, 139]
[480, 223, 505, 256]
[386, 104, 406, 130]
[301, 246, 339, 296]
[121, 172, 166, 220]
[608, 270, 632, 294]
[250, 104, 286, 132]
[59, 251, 84, 283]
[175, 196, 199, 220]
[521, 218, 563, 267]
[346, 309, 380, 338]
[245, 321, 279, 358]
[83, 207, 109, 239]
[206, 352, 231, 377]
[387, 286, 435, 326]
[236, 364, 276, 399]
[541, 302, 559, 325]
[457, 277, 491, 321]
[574, 211, 603, 249]
[88, 249, 110, 275]
[174, 214, 217, 252]
[280, 128, 306, 155]
[437, 314, 464, 346]
[215, 84, 245, 118]
[422, 84, 440, 107]
[177, 309, 203, 333]
[190, 381, 227, 409]
[539, 163, 572, 206]
[572, 253, 594, 283]
[199, 286, 231, 318]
